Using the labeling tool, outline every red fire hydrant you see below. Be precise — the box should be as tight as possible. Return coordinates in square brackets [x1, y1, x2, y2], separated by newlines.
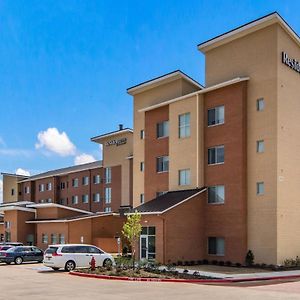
[90, 256, 96, 271]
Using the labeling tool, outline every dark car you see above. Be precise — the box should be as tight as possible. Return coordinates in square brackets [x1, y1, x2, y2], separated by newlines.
[0, 245, 13, 251]
[0, 246, 43, 265]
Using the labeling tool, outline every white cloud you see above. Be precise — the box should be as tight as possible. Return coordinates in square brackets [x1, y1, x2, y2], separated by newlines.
[74, 153, 96, 165]
[35, 128, 76, 157]
[15, 168, 31, 176]
[0, 137, 6, 147]
[0, 179, 3, 203]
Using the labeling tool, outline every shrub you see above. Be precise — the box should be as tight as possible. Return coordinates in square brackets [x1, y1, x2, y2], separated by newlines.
[197, 260, 203, 265]
[193, 271, 200, 277]
[212, 260, 218, 265]
[177, 260, 183, 266]
[225, 261, 232, 266]
[261, 263, 267, 268]
[183, 269, 189, 273]
[235, 263, 242, 267]
[184, 261, 190, 266]
[190, 261, 195, 266]
[218, 261, 225, 266]
[203, 259, 209, 265]
[245, 250, 255, 266]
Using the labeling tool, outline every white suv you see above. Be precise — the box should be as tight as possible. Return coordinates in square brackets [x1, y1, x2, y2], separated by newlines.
[43, 244, 114, 271]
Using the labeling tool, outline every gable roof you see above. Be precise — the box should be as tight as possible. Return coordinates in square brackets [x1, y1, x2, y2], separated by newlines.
[127, 70, 203, 95]
[198, 12, 300, 53]
[133, 188, 206, 215]
[18, 160, 102, 182]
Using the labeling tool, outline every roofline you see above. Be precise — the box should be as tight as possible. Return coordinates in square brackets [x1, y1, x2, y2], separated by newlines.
[1, 172, 29, 178]
[90, 128, 133, 143]
[0, 201, 34, 207]
[18, 162, 102, 183]
[0, 206, 36, 213]
[26, 203, 93, 215]
[198, 12, 300, 53]
[127, 70, 204, 96]
[26, 212, 119, 224]
[128, 188, 207, 215]
[139, 77, 249, 113]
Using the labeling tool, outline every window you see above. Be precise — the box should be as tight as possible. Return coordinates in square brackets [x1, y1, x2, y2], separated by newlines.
[4, 221, 11, 229]
[208, 237, 225, 256]
[88, 246, 102, 254]
[25, 186, 30, 194]
[93, 175, 100, 184]
[179, 113, 191, 138]
[156, 191, 167, 197]
[105, 187, 111, 204]
[11, 189, 14, 196]
[257, 182, 264, 195]
[140, 129, 145, 139]
[51, 234, 57, 244]
[140, 194, 145, 204]
[208, 146, 224, 165]
[42, 234, 48, 244]
[208, 105, 224, 126]
[105, 207, 112, 213]
[58, 198, 65, 205]
[39, 184, 45, 192]
[156, 156, 169, 172]
[60, 182, 66, 190]
[82, 176, 89, 185]
[93, 193, 100, 202]
[140, 162, 144, 172]
[71, 195, 78, 204]
[72, 178, 79, 187]
[82, 194, 89, 203]
[59, 234, 65, 244]
[257, 98, 265, 111]
[178, 169, 191, 186]
[208, 186, 225, 204]
[105, 167, 112, 184]
[46, 183, 52, 191]
[257, 140, 264, 153]
[157, 121, 169, 138]
[46, 198, 52, 203]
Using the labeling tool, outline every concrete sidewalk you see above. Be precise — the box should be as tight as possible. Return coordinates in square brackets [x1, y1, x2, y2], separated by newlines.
[175, 267, 300, 280]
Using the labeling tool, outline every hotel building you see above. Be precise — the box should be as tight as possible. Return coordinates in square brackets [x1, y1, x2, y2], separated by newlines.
[2, 12, 300, 265]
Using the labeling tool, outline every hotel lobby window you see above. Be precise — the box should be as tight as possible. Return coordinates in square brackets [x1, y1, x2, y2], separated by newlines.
[208, 105, 224, 126]
[157, 121, 169, 138]
[179, 112, 190, 138]
[208, 185, 225, 204]
[42, 234, 48, 244]
[178, 169, 190, 186]
[208, 145, 224, 165]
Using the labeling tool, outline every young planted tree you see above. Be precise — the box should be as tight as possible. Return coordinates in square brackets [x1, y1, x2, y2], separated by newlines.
[122, 211, 142, 269]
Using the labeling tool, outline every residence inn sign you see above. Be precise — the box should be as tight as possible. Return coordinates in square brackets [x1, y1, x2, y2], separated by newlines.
[282, 51, 300, 74]
[105, 138, 127, 147]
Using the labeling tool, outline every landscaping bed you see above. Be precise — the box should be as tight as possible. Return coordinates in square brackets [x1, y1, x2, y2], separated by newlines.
[72, 266, 216, 280]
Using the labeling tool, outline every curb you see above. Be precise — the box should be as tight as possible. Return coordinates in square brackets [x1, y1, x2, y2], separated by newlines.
[69, 271, 300, 284]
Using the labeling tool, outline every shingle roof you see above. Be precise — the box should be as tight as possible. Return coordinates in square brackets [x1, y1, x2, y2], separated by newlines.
[19, 160, 103, 182]
[134, 188, 206, 214]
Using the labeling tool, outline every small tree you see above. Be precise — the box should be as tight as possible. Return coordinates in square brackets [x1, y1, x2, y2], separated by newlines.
[122, 211, 142, 269]
[245, 250, 255, 266]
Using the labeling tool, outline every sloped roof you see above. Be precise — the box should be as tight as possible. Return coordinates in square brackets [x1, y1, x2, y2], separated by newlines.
[19, 160, 102, 182]
[134, 188, 206, 214]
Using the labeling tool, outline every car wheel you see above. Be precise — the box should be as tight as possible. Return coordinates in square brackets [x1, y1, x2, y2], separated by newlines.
[51, 267, 60, 271]
[65, 260, 76, 272]
[14, 257, 23, 265]
[103, 258, 112, 268]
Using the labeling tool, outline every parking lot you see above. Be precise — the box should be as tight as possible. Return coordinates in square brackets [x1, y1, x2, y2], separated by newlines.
[1, 263, 300, 299]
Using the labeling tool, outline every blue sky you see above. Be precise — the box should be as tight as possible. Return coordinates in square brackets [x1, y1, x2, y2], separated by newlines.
[0, 0, 299, 179]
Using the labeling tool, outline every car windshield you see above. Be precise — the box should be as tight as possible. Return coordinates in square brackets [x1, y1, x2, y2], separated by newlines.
[1, 246, 11, 250]
[7, 247, 19, 252]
